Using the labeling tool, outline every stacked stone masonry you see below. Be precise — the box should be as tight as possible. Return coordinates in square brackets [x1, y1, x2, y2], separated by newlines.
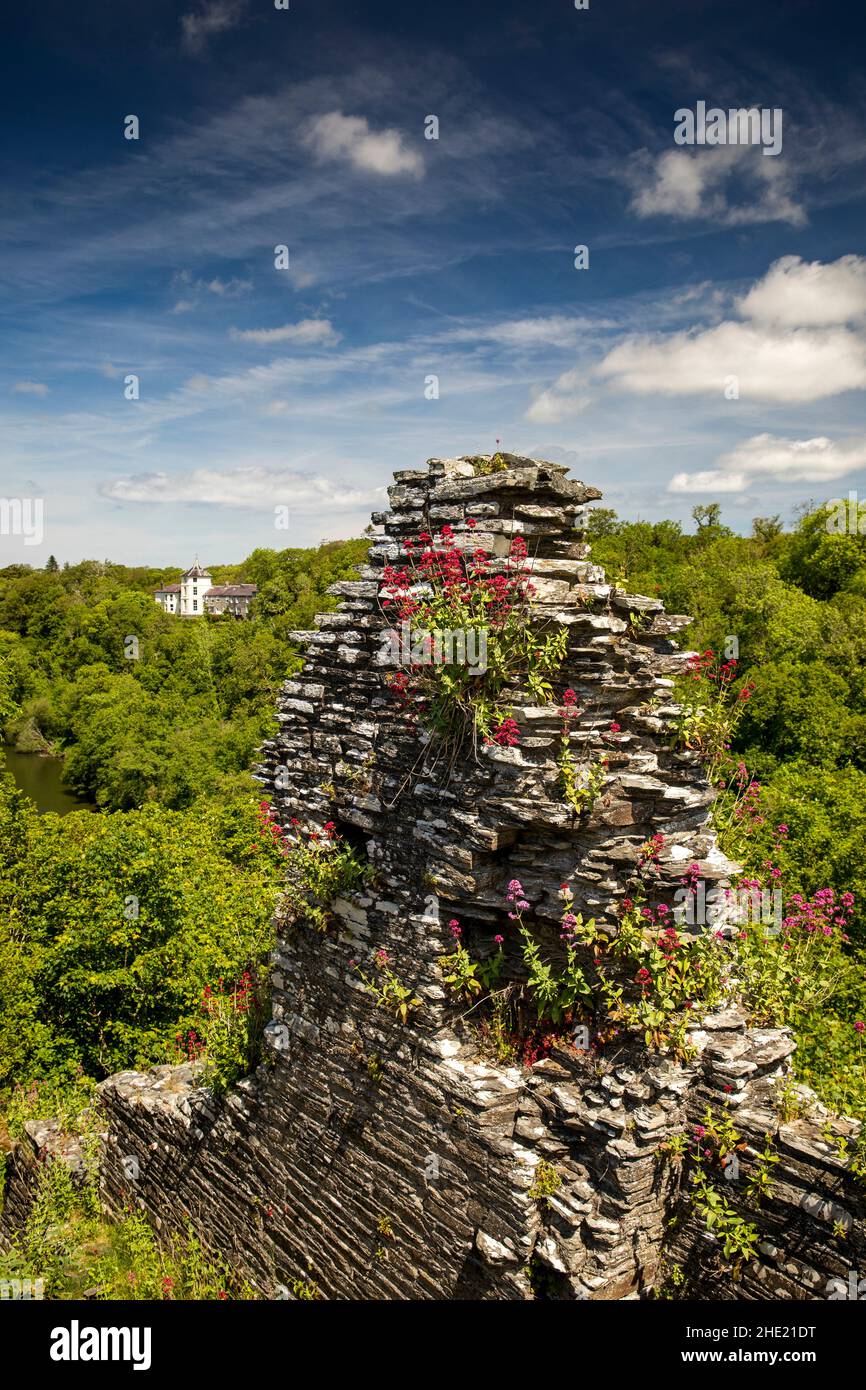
[3, 454, 863, 1299]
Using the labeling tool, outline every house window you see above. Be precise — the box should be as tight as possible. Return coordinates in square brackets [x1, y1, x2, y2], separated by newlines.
[193, 600, 197, 611]
[193, 586, 197, 595]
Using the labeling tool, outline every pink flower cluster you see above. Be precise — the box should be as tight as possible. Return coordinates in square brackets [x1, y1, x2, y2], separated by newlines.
[782, 887, 854, 942]
[506, 878, 530, 920]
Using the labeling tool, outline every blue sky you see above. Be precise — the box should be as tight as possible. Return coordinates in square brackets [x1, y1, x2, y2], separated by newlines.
[2, 0, 865, 564]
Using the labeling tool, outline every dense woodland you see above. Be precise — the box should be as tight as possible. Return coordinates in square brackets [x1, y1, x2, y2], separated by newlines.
[1, 504, 864, 1174]
[0, 540, 368, 809]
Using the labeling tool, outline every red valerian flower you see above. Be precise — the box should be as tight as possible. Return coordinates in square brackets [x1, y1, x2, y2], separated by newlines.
[487, 716, 520, 747]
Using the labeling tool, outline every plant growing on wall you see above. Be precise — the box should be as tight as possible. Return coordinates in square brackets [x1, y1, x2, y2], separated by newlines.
[258, 801, 371, 932]
[529, 1159, 562, 1205]
[350, 949, 422, 1024]
[674, 649, 755, 784]
[557, 688, 608, 818]
[667, 650, 863, 1120]
[437, 877, 731, 1062]
[464, 451, 510, 476]
[689, 1172, 759, 1268]
[379, 527, 567, 752]
[734, 883, 857, 1027]
[196, 970, 269, 1096]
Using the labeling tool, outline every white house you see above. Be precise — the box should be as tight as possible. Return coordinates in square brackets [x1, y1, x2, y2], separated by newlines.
[180, 559, 212, 616]
[154, 558, 212, 617]
[154, 559, 257, 618]
[153, 582, 180, 614]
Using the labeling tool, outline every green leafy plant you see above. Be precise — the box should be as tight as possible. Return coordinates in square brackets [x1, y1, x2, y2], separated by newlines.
[674, 649, 754, 784]
[744, 1137, 780, 1206]
[92, 1212, 258, 1300]
[690, 1172, 759, 1267]
[516, 916, 593, 1024]
[289, 1278, 322, 1300]
[438, 940, 484, 1002]
[657, 1132, 689, 1164]
[466, 452, 510, 476]
[258, 803, 371, 932]
[529, 1159, 562, 1205]
[351, 950, 422, 1025]
[557, 689, 607, 817]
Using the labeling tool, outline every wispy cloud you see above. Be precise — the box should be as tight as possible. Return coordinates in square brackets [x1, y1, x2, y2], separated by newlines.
[101, 464, 370, 511]
[11, 381, 49, 397]
[171, 271, 252, 313]
[229, 319, 341, 346]
[441, 315, 615, 347]
[524, 369, 592, 423]
[180, 1, 245, 56]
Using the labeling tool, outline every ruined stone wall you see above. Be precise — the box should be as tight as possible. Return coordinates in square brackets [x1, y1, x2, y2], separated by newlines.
[4, 454, 863, 1299]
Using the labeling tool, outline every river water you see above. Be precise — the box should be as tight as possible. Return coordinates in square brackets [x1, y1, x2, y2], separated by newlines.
[1, 749, 93, 815]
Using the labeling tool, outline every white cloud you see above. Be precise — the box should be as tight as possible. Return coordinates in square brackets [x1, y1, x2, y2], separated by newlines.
[180, 1, 245, 55]
[668, 468, 749, 494]
[11, 381, 49, 396]
[596, 321, 866, 402]
[230, 318, 341, 346]
[206, 276, 251, 297]
[628, 146, 805, 227]
[303, 111, 423, 178]
[101, 465, 369, 511]
[669, 433, 866, 493]
[737, 254, 866, 326]
[594, 256, 866, 403]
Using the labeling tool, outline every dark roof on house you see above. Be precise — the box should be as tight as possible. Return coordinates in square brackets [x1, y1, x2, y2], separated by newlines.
[182, 561, 211, 579]
[155, 583, 181, 593]
[206, 584, 258, 598]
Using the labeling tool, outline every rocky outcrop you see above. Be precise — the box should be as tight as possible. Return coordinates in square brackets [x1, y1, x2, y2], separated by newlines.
[3, 453, 862, 1299]
[260, 453, 739, 938]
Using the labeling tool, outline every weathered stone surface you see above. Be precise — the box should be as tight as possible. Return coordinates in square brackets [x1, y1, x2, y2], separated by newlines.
[4, 453, 862, 1302]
